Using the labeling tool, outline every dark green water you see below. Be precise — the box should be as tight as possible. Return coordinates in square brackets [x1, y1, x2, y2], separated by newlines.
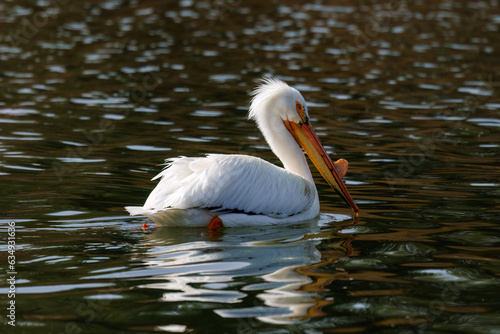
[1, 0, 500, 333]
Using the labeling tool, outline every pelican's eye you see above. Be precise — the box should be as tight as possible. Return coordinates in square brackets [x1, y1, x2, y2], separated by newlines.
[295, 101, 307, 123]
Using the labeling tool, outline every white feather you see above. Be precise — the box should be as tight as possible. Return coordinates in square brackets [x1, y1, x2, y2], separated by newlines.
[143, 154, 315, 216]
[126, 77, 337, 227]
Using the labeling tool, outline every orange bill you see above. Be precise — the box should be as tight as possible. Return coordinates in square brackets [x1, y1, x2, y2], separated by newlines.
[283, 119, 360, 215]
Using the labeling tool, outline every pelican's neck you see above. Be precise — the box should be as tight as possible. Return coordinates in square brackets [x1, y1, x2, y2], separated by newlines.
[257, 115, 314, 184]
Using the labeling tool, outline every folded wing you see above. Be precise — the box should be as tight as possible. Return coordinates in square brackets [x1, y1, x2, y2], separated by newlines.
[143, 154, 315, 217]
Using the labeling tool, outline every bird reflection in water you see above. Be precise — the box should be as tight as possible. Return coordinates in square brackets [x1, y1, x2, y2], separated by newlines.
[137, 215, 357, 325]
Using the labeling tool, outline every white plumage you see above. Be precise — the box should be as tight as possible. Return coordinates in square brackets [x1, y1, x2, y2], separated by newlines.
[145, 154, 315, 217]
[126, 77, 359, 227]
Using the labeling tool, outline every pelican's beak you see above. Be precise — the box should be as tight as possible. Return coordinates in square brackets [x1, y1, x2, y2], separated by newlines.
[283, 119, 360, 215]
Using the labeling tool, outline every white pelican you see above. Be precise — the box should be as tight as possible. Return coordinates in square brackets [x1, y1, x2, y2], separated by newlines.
[126, 78, 359, 228]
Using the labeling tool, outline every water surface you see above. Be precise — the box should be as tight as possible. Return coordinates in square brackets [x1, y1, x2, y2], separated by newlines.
[1, 0, 500, 333]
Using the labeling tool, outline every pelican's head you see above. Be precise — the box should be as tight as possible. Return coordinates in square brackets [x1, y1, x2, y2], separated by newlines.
[249, 77, 309, 125]
[249, 77, 359, 215]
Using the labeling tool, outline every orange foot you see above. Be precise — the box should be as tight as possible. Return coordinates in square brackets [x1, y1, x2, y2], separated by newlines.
[132, 222, 158, 231]
[208, 216, 223, 230]
[132, 222, 149, 231]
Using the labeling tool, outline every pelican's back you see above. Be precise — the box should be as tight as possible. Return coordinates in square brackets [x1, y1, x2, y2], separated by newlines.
[143, 154, 316, 217]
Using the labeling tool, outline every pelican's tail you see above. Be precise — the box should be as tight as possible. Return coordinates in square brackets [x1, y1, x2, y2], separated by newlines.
[125, 206, 216, 227]
[125, 206, 150, 216]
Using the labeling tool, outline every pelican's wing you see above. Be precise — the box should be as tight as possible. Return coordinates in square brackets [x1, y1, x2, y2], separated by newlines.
[143, 154, 315, 216]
